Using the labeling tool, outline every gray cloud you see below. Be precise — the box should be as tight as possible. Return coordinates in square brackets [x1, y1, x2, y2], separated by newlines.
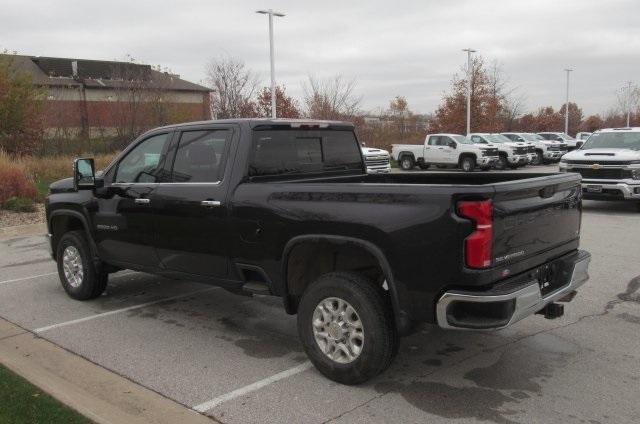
[2, 0, 638, 115]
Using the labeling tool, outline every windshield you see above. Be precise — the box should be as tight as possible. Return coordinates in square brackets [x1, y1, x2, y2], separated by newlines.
[522, 133, 542, 141]
[453, 135, 472, 144]
[488, 134, 511, 143]
[581, 132, 640, 151]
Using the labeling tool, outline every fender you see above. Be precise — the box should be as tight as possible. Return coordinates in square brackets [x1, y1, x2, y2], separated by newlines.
[49, 209, 99, 261]
[281, 234, 411, 334]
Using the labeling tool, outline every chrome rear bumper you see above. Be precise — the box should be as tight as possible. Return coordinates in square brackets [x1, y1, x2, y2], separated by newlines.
[436, 250, 591, 330]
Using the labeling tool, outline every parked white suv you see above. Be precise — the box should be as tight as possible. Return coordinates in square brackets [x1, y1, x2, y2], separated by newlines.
[560, 127, 640, 210]
[469, 133, 530, 169]
[392, 133, 499, 172]
[538, 132, 581, 150]
[361, 146, 391, 174]
[502, 132, 566, 164]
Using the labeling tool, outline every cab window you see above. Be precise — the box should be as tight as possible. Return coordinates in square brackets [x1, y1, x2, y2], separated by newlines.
[114, 133, 170, 183]
[171, 130, 231, 183]
[428, 136, 441, 146]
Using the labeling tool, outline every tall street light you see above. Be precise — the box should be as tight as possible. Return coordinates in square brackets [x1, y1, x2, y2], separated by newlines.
[256, 9, 285, 119]
[564, 68, 573, 135]
[462, 48, 476, 135]
[626, 81, 632, 127]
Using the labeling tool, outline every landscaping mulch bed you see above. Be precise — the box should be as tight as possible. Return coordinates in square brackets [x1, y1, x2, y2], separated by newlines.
[0, 203, 46, 228]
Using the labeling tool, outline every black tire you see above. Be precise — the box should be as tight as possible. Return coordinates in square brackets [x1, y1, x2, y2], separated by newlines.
[399, 156, 414, 171]
[460, 156, 475, 172]
[297, 272, 398, 385]
[418, 163, 430, 170]
[494, 154, 507, 170]
[56, 230, 108, 300]
[532, 151, 543, 165]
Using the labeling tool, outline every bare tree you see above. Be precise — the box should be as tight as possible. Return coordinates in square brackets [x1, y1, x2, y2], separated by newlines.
[302, 75, 361, 120]
[205, 56, 259, 119]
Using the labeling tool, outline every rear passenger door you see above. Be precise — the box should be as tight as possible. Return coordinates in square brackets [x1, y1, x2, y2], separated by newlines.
[151, 126, 236, 279]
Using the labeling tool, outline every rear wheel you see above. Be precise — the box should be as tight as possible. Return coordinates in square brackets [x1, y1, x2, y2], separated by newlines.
[400, 156, 414, 171]
[56, 231, 108, 300]
[460, 156, 475, 172]
[297, 272, 398, 385]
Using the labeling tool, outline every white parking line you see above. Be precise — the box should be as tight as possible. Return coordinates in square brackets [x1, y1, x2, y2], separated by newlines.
[0, 272, 58, 286]
[192, 361, 314, 412]
[34, 287, 218, 333]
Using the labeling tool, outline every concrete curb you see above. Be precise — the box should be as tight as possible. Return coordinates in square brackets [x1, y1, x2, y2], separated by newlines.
[0, 318, 216, 424]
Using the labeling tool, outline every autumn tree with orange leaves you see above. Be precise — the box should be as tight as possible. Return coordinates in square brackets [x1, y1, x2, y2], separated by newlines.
[256, 86, 301, 118]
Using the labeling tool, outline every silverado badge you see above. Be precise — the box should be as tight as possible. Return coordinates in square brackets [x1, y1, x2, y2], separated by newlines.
[591, 163, 601, 169]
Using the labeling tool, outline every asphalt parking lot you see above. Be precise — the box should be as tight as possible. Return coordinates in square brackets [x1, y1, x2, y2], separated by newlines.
[1, 165, 639, 424]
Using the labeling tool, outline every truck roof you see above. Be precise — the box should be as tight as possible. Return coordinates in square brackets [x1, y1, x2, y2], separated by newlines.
[596, 127, 640, 133]
[152, 118, 355, 132]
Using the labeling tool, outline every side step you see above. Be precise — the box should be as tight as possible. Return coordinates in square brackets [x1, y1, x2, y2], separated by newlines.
[242, 281, 272, 296]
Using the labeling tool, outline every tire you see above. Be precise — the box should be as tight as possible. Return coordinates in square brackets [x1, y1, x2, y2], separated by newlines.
[297, 272, 398, 385]
[494, 155, 507, 170]
[418, 163, 430, 170]
[400, 156, 414, 171]
[532, 151, 543, 165]
[56, 230, 108, 300]
[460, 156, 475, 172]
[480, 166, 491, 171]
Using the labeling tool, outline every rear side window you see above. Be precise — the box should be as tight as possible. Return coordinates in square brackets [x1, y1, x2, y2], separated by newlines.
[171, 130, 231, 182]
[249, 130, 362, 177]
[428, 136, 440, 146]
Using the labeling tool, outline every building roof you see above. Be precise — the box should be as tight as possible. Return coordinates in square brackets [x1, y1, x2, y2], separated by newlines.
[0, 54, 210, 92]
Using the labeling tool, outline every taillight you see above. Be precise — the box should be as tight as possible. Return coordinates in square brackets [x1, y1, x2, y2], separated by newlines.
[457, 200, 493, 269]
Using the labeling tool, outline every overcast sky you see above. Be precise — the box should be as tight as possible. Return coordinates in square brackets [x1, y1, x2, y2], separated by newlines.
[2, 0, 639, 116]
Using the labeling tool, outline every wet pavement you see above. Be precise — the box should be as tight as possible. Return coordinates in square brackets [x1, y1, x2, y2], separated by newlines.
[0, 196, 638, 423]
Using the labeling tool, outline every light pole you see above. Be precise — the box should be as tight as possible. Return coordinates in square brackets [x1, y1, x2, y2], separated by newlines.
[256, 9, 285, 119]
[462, 48, 476, 135]
[564, 68, 573, 135]
[626, 81, 632, 127]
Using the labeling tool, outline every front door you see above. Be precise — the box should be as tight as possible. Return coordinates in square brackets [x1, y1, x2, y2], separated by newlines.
[152, 127, 235, 278]
[93, 132, 172, 268]
[439, 136, 457, 164]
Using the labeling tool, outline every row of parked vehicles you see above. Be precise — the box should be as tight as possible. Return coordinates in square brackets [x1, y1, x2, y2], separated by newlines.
[386, 132, 587, 172]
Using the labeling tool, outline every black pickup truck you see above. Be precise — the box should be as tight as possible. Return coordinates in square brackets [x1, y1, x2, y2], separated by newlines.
[45, 119, 591, 384]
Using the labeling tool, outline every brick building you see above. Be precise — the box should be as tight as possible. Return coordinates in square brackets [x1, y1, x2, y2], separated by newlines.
[3, 54, 211, 138]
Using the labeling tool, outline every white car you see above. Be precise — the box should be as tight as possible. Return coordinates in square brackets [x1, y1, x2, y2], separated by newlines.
[538, 132, 581, 151]
[575, 132, 592, 141]
[392, 133, 499, 172]
[360, 146, 391, 174]
[502, 132, 566, 164]
[560, 128, 640, 210]
[469, 133, 530, 169]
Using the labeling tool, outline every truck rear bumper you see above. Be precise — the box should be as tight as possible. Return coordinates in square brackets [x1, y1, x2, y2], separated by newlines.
[436, 250, 591, 330]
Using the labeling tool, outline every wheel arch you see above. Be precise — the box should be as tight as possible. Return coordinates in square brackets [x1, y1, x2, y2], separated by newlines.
[49, 210, 98, 261]
[281, 235, 410, 334]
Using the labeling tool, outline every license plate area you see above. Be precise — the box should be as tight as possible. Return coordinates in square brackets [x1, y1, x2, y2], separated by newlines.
[537, 257, 573, 297]
[586, 185, 602, 193]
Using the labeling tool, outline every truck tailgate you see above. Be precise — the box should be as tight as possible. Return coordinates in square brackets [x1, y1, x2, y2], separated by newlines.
[491, 173, 581, 266]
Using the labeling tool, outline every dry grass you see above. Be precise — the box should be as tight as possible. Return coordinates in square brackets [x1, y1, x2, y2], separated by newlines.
[0, 150, 119, 201]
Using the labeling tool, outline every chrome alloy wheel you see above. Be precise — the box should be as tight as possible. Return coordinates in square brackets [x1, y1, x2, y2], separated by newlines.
[62, 246, 84, 288]
[312, 297, 364, 364]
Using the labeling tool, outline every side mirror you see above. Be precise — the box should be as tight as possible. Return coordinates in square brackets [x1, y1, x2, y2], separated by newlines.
[448, 141, 457, 149]
[74, 158, 95, 190]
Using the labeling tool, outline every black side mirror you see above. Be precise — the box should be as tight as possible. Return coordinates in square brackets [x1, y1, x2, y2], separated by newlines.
[449, 141, 457, 149]
[74, 158, 95, 190]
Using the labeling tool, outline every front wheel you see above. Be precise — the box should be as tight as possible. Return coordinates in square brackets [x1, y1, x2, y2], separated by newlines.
[532, 151, 543, 165]
[297, 272, 398, 385]
[494, 155, 507, 170]
[399, 156, 414, 171]
[56, 231, 108, 300]
[460, 156, 476, 172]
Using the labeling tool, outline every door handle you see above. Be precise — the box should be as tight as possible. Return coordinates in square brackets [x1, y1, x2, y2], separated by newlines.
[201, 200, 221, 207]
[438, 147, 444, 150]
[134, 198, 150, 205]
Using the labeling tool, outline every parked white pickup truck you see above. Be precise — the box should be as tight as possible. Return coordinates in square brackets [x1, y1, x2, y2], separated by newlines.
[468, 133, 530, 170]
[560, 127, 640, 210]
[392, 133, 499, 172]
[502, 132, 566, 164]
[538, 132, 581, 150]
[361, 146, 391, 174]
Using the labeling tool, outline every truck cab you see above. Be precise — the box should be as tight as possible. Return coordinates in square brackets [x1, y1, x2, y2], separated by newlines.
[468, 133, 530, 169]
[392, 133, 499, 171]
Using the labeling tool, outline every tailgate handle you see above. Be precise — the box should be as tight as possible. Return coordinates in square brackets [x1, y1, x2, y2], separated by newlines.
[539, 186, 556, 198]
[201, 200, 221, 208]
